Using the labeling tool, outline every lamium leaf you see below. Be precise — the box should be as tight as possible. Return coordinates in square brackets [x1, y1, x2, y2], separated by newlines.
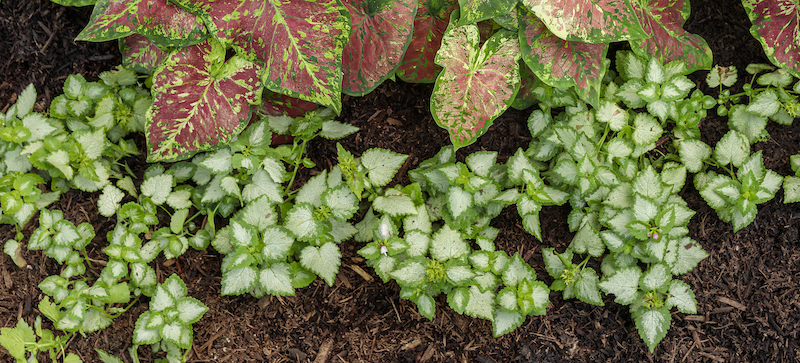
[599, 266, 641, 305]
[492, 309, 524, 337]
[630, 0, 712, 73]
[147, 39, 262, 161]
[77, 0, 207, 46]
[742, 0, 800, 78]
[519, 0, 647, 43]
[714, 130, 750, 168]
[221, 266, 257, 295]
[678, 139, 711, 173]
[300, 242, 341, 286]
[665, 279, 697, 314]
[397, 0, 458, 83]
[259, 262, 295, 296]
[431, 19, 520, 150]
[633, 306, 671, 353]
[519, 10, 608, 108]
[98, 184, 125, 217]
[340, 0, 417, 95]
[178, 0, 350, 113]
[120, 34, 168, 74]
[430, 225, 468, 261]
[176, 297, 208, 324]
[575, 268, 604, 306]
[360, 148, 408, 187]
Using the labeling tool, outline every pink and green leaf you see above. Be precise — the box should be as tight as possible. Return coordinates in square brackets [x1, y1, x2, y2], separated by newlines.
[457, 0, 517, 26]
[120, 34, 168, 74]
[397, 0, 458, 83]
[146, 39, 263, 162]
[630, 0, 712, 73]
[519, 0, 647, 43]
[258, 91, 319, 118]
[519, 9, 607, 108]
[77, 0, 207, 47]
[340, 0, 418, 96]
[742, 0, 800, 78]
[175, 0, 351, 114]
[431, 15, 521, 150]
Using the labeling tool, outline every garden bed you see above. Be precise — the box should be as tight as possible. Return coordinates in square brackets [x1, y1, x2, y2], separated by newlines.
[1, 0, 799, 362]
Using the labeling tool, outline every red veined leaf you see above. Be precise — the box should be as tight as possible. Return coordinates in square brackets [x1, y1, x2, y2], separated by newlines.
[77, 0, 207, 47]
[146, 39, 263, 162]
[120, 34, 168, 74]
[340, 0, 418, 96]
[175, 0, 351, 114]
[742, 0, 800, 78]
[519, 0, 647, 43]
[519, 9, 607, 108]
[630, 0, 712, 73]
[457, 0, 517, 25]
[511, 61, 539, 110]
[259, 91, 319, 118]
[431, 13, 521, 150]
[396, 0, 458, 83]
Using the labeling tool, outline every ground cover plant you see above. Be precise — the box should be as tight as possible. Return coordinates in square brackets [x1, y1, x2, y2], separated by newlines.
[2, 0, 800, 362]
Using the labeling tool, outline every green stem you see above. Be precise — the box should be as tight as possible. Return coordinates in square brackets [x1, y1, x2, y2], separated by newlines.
[283, 138, 309, 195]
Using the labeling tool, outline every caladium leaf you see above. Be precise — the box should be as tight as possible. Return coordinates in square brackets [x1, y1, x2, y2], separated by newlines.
[146, 39, 263, 162]
[179, 0, 351, 113]
[120, 34, 168, 74]
[630, 0, 712, 73]
[397, 0, 458, 83]
[742, 0, 800, 78]
[258, 91, 319, 119]
[457, 0, 516, 25]
[77, 0, 207, 47]
[431, 17, 521, 150]
[519, 0, 647, 43]
[519, 10, 608, 108]
[340, 0, 418, 95]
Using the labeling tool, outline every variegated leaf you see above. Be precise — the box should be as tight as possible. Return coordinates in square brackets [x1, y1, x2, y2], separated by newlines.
[519, 10, 608, 108]
[258, 91, 319, 119]
[431, 17, 520, 150]
[397, 0, 458, 83]
[178, 0, 351, 113]
[519, 0, 647, 43]
[457, 0, 517, 25]
[742, 0, 800, 78]
[77, 0, 207, 47]
[120, 34, 168, 74]
[341, 0, 418, 95]
[630, 0, 712, 73]
[146, 39, 263, 162]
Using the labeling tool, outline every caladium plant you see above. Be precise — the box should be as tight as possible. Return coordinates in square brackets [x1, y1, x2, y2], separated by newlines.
[742, 0, 800, 78]
[430, 12, 521, 150]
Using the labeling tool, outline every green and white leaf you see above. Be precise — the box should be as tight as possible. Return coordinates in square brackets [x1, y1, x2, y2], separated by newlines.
[242, 169, 283, 204]
[320, 120, 359, 139]
[391, 259, 426, 287]
[574, 268, 604, 306]
[665, 279, 697, 314]
[598, 267, 641, 305]
[221, 266, 257, 295]
[200, 148, 233, 174]
[430, 225, 468, 261]
[640, 264, 671, 291]
[360, 148, 408, 187]
[715, 131, 750, 168]
[634, 306, 671, 353]
[259, 262, 295, 296]
[300, 242, 341, 286]
[295, 171, 328, 207]
[464, 286, 495, 321]
[372, 195, 418, 217]
[141, 174, 173, 205]
[492, 309, 524, 337]
[176, 297, 207, 324]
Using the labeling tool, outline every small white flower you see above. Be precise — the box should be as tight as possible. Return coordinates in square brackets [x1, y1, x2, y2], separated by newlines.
[380, 245, 389, 256]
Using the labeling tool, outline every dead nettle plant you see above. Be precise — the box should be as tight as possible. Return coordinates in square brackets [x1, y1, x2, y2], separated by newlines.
[56, 0, 711, 160]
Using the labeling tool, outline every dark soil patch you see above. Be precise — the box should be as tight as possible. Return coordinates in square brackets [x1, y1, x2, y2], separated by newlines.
[2, 0, 799, 362]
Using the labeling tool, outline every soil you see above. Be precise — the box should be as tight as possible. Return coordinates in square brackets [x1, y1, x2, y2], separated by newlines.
[1, 0, 799, 362]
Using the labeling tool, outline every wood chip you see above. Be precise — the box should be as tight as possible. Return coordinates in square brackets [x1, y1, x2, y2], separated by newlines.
[349, 265, 373, 282]
[313, 339, 334, 363]
[400, 337, 421, 351]
[386, 117, 403, 126]
[287, 348, 307, 362]
[419, 344, 436, 362]
[717, 296, 746, 311]
[684, 315, 706, 322]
